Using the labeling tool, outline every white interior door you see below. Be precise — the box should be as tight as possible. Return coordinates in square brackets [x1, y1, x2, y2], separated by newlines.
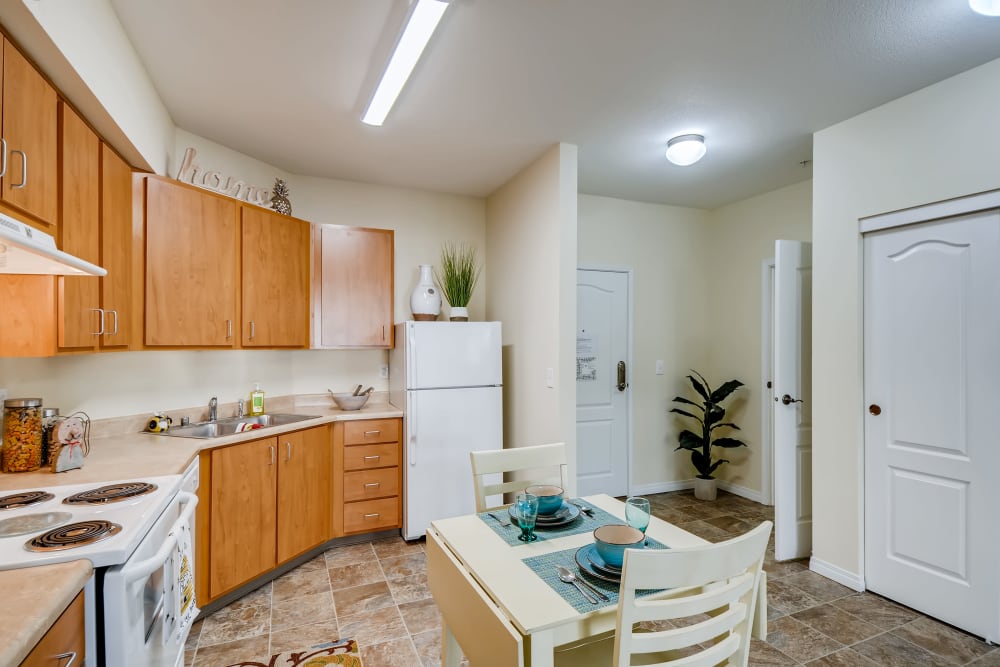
[864, 209, 1000, 642]
[575, 268, 630, 497]
[773, 240, 812, 561]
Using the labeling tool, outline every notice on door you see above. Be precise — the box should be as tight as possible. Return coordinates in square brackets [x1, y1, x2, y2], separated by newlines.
[577, 330, 598, 381]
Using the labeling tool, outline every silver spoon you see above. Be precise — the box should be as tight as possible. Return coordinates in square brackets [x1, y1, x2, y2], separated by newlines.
[555, 565, 600, 604]
[486, 512, 510, 527]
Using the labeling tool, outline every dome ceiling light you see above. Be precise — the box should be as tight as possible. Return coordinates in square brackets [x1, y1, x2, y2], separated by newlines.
[970, 0, 1000, 16]
[665, 134, 707, 166]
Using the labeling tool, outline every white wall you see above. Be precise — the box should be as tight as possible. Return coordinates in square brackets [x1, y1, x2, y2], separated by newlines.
[578, 195, 712, 492]
[486, 144, 578, 484]
[705, 180, 812, 495]
[0, 0, 175, 174]
[813, 56, 1000, 578]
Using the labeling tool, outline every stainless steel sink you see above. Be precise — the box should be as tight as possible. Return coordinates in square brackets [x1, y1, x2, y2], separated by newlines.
[153, 413, 320, 439]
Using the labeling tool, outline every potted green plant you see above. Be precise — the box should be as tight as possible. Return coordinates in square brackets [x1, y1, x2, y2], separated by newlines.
[671, 370, 747, 500]
[435, 242, 481, 321]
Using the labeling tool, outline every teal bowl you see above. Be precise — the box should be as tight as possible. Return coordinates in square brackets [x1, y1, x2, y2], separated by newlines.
[593, 524, 645, 568]
[525, 484, 564, 515]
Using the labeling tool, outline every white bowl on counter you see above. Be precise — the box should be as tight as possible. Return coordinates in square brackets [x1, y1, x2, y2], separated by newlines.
[330, 392, 370, 411]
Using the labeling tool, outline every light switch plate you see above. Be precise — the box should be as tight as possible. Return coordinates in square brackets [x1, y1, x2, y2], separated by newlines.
[379, 365, 389, 379]
[655, 360, 665, 375]
[545, 367, 554, 388]
[0, 388, 6, 442]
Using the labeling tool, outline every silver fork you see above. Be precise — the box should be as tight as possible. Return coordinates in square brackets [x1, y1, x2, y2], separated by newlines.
[570, 501, 595, 517]
[556, 565, 605, 603]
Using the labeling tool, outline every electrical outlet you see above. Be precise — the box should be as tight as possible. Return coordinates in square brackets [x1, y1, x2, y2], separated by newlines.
[655, 360, 665, 375]
[0, 389, 6, 441]
[379, 365, 389, 379]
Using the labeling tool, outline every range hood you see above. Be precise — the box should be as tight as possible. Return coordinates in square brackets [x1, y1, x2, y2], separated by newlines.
[0, 210, 106, 276]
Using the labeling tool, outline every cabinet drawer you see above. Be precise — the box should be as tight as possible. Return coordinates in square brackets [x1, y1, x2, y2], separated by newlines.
[343, 419, 399, 445]
[343, 497, 399, 534]
[344, 443, 399, 470]
[343, 467, 399, 502]
[21, 589, 85, 666]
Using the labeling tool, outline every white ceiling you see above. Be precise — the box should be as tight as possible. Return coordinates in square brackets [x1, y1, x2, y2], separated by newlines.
[109, 0, 1000, 209]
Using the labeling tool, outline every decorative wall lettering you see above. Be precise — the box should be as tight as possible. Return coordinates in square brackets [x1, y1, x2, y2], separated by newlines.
[175, 147, 271, 206]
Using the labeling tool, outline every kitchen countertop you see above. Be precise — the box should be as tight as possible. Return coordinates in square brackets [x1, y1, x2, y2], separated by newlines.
[0, 558, 92, 666]
[0, 394, 403, 491]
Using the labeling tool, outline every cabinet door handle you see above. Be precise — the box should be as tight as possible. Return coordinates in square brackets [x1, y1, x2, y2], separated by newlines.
[108, 309, 119, 335]
[11, 149, 25, 188]
[286, 442, 292, 461]
[0, 137, 8, 178]
[226, 319, 233, 339]
[364, 513, 381, 519]
[91, 308, 105, 335]
[382, 325, 385, 341]
[269, 445, 275, 466]
[364, 482, 381, 488]
[249, 320, 256, 340]
[55, 651, 77, 666]
[363, 455, 380, 462]
[364, 430, 381, 437]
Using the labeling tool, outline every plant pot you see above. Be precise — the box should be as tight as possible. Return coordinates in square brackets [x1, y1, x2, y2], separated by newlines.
[449, 306, 469, 322]
[693, 477, 717, 501]
[410, 264, 441, 321]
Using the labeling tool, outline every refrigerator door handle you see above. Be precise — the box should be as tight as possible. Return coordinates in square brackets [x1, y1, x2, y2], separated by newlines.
[409, 391, 416, 465]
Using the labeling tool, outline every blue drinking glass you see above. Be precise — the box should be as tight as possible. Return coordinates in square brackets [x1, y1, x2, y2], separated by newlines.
[625, 496, 651, 545]
[514, 492, 539, 542]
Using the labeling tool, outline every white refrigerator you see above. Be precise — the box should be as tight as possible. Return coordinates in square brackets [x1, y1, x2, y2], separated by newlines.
[389, 321, 503, 540]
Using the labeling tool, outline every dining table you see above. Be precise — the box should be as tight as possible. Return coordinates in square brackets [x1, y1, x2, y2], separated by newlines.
[426, 493, 768, 667]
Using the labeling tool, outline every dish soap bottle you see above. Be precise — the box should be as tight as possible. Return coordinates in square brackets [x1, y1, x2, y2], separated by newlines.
[250, 383, 265, 416]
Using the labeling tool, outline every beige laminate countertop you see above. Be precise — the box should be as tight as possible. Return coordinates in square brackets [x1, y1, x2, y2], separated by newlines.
[0, 396, 403, 491]
[0, 559, 92, 667]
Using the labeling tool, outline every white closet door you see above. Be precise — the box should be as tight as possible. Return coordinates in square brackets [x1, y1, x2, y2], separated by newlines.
[864, 209, 1000, 642]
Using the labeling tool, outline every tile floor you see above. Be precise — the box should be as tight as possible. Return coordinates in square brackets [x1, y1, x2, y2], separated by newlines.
[184, 490, 999, 666]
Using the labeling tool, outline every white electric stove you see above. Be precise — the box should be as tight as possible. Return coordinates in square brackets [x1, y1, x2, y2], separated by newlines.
[0, 469, 199, 667]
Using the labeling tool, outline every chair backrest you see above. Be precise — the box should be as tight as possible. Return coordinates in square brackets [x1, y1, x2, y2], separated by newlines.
[613, 521, 772, 667]
[469, 442, 569, 512]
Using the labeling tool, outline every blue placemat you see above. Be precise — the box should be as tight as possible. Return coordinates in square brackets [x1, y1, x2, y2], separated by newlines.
[478, 499, 624, 546]
[521, 540, 669, 613]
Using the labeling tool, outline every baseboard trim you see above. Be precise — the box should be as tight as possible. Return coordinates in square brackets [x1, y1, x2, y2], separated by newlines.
[810, 557, 865, 592]
[716, 481, 767, 504]
[629, 479, 767, 504]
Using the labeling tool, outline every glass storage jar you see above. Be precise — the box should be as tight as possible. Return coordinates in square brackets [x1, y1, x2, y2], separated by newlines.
[41, 407, 60, 466]
[2, 398, 43, 472]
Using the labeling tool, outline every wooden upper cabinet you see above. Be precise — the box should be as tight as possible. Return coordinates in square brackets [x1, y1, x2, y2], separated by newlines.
[276, 425, 331, 562]
[2, 38, 58, 229]
[57, 102, 101, 351]
[100, 144, 132, 349]
[312, 225, 394, 348]
[144, 177, 239, 347]
[241, 206, 310, 347]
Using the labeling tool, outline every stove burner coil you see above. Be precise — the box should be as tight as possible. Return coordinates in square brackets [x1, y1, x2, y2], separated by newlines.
[63, 482, 157, 505]
[0, 491, 55, 510]
[26, 520, 122, 551]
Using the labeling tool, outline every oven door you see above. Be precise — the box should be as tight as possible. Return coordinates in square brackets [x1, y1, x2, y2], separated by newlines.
[101, 491, 198, 667]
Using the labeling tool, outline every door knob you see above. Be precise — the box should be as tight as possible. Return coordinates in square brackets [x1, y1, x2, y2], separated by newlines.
[869, 404, 882, 416]
[778, 394, 803, 405]
[617, 361, 628, 392]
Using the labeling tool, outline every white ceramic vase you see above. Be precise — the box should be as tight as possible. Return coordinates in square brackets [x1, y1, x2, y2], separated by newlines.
[410, 264, 441, 321]
[693, 477, 717, 501]
[449, 306, 469, 322]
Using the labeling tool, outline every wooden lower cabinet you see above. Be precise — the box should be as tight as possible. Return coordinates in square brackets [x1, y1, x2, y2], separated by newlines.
[333, 418, 403, 537]
[203, 424, 331, 602]
[20, 590, 85, 666]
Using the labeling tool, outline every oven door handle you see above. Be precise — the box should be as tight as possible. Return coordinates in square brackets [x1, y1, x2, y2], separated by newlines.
[122, 491, 198, 586]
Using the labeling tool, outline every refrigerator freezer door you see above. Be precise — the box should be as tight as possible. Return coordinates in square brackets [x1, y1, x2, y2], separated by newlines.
[404, 385, 502, 539]
[403, 321, 502, 389]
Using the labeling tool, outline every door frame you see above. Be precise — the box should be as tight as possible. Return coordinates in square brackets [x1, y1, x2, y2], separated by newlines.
[760, 259, 775, 506]
[859, 186, 1000, 591]
[576, 264, 635, 495]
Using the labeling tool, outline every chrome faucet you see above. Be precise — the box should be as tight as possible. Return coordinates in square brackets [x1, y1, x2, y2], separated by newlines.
[237, 398, 245, 418]
[208, 396, 218, 422]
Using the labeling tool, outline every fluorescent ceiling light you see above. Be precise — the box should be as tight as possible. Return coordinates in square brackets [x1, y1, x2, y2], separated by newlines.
[665, 134, 707, 166]
[970, 0, 1000, 16]
[362, 0, 449, 126]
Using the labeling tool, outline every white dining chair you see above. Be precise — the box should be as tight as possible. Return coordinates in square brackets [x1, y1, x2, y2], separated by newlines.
[556, 520, 772, 667]
[469, 442, 569, 512]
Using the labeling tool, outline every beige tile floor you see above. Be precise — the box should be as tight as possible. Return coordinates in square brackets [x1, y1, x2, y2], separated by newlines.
[185, 490, 999, 666]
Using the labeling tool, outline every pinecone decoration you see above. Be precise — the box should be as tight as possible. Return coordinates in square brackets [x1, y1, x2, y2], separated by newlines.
[270, 178, 292, 215]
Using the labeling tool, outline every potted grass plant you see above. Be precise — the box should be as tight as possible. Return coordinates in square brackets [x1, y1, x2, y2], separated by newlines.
[671, 370, 747, 500]
[435, 242, 481, 321]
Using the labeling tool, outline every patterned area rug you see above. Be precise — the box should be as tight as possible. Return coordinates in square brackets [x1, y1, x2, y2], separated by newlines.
[226, 638, 362, 667]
